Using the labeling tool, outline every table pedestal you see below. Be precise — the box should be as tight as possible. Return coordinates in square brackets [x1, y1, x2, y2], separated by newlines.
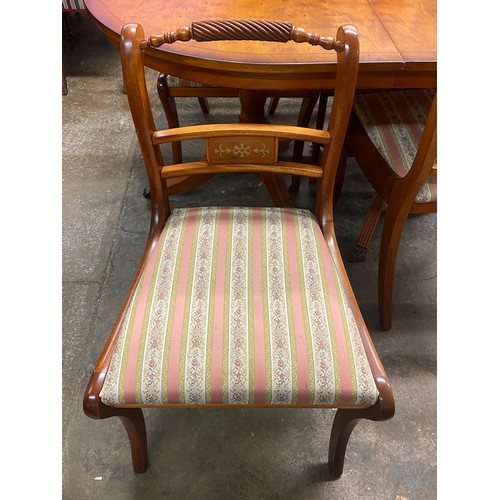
[239, 89, 294, 208]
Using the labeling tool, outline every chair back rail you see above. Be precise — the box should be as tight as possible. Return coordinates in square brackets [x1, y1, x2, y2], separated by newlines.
[161, 161, 324, 179]
[152, 123, 331, 144]
[147, 20, 344, 51]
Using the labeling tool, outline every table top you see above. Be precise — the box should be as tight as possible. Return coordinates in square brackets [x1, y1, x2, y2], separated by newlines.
[85, 0, 436, 90]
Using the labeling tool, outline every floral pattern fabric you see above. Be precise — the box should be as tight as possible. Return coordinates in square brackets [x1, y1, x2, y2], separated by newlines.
[353, 88, 437, 203]
[100, 207, 378, 406]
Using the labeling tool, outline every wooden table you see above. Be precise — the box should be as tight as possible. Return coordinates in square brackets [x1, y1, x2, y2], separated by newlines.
[84, 0, 436, 203]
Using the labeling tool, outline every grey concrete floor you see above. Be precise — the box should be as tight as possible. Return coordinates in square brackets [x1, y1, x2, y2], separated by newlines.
[62, 13, 436, 499]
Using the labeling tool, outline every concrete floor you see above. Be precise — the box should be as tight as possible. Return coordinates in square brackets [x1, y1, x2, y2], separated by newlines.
[62, 13, 436, 499]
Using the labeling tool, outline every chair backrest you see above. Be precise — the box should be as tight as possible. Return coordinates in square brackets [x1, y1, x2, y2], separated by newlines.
[389, 92, 437, 211]
[351, 89, 437, 206]
[406, 92, 437, 188]
[120, 20, 359, 237]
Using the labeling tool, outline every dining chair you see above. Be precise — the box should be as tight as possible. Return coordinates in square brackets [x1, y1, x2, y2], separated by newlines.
[83, 19, 395, 479]
[62, 1, 87, 95]
[344, 89, 437, 331]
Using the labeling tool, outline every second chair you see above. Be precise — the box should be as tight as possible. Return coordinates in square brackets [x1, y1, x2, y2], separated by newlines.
[344, 88, 437, 330]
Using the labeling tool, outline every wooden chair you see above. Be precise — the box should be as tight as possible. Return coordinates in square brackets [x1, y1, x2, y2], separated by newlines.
[83, 19, 395, 479]
[344, 89, 437, 331]
[62, 1, 87, 95]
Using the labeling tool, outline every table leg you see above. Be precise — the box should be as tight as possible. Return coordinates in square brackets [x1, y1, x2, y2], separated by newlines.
[238, 89, 267, 123]
[239, 89, 294, 208]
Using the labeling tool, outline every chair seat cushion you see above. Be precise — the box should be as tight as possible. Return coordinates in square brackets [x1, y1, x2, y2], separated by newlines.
[100, 207, 378, 407]
[62, 0, 86, 9]
[353, 89, 437, 203]
[166, 75, 216, 88]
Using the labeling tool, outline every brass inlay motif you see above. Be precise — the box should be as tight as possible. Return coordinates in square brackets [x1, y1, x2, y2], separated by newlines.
[215, 142, 271, 159]
[206, 137, 276, 164]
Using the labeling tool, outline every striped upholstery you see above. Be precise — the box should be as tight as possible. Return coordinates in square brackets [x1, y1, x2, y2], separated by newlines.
[62, 0, 86, 10]
[166, 75, 216, 88]
[353, 89, 437, 203]
[100, 207, 378, 407]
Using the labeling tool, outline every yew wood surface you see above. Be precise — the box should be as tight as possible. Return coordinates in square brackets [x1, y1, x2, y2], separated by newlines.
[368, 0, 437, 88]
[84, 0, 436, 91]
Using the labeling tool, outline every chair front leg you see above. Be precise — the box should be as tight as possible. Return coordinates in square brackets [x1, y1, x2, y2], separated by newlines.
[117, 408, 149, 473]
[328, 401, 393, 479]
[84, 391, 149, 473]
[328, 409, 362, 479]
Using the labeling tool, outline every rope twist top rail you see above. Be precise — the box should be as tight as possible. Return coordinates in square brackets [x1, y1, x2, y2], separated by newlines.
[147, 19, 344, 51]
[192, 20, 293, 43]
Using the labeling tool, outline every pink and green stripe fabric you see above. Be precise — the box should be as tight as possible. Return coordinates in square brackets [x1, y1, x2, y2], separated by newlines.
[100, 207, 378, 407]
[353, 88, 437, 203]
[166, 75, 217, 88]
[62, 0, 86, 10]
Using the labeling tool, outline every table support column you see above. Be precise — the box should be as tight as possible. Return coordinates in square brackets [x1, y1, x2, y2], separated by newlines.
[239, 89, 294, 208]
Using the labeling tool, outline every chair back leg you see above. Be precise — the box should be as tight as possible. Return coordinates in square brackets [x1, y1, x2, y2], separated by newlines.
[267, 97, 280, 115]
[197, 97, 211, 114]
[157, 73, 183, 164]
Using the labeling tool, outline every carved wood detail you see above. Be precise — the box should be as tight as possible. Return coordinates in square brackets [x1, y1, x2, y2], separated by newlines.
[148, 20, 344, 52]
